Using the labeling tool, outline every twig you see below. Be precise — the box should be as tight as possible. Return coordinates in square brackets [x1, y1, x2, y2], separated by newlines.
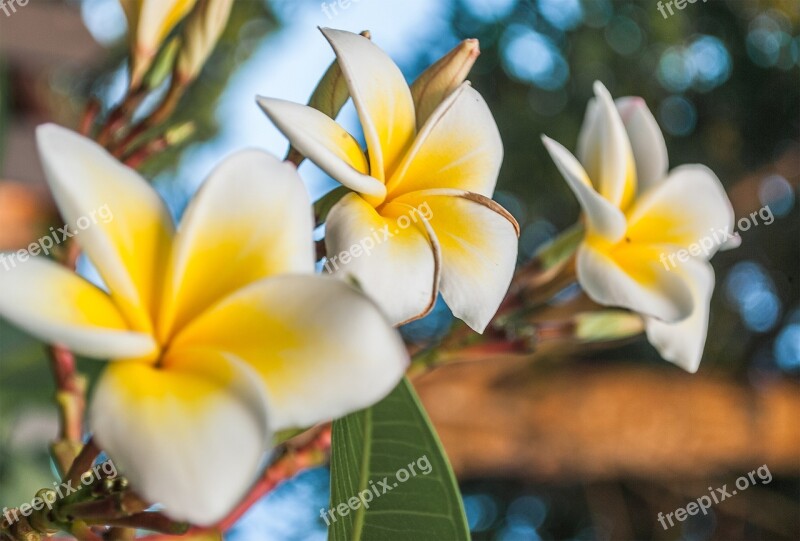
[49, 345, 86, 473]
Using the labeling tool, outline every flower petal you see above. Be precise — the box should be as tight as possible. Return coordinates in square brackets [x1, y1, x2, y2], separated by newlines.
[324, 193, 439, 325]
[576, 82, 637, 208]
[0, 256, 156, 359]
[542, 135, 627, 242]
[387, 83, 503, 199]
[616, 97, 668, 192]
[320, 28, 416, 180]
[256, 97, 386, 200]
[91, 352, 271, 525]
[393, 190, 519, 333]
[168, 274, 409, 430]
[158, 150, 314, 341]
[577, 241, 694, 323]
[36, 124, 173, 334]
[645, 259, 714, 373]
[625, 165, 735, 256]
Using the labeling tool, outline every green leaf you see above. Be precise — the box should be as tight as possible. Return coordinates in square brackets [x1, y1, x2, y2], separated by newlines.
[328, 377, 470, 541]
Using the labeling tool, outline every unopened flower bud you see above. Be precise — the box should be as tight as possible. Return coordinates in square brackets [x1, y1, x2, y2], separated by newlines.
[575, 310, 645, 343]
[120, 0, 199, 90]
[175, 0, 234, 85]
[410, 38, 480, 127]
[143, 36, 181, 91]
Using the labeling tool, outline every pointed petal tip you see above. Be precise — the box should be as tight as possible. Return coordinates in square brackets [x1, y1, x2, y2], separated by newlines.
[593, 80, 611, 97]
[255, 95, 276, 111]
[36, 123, 77, 152]
[462, 38, 480, 55]
[319, 27, 347, 40]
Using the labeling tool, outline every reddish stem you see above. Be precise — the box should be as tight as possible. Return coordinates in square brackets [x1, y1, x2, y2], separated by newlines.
[79, 99, 101, 137]
[49, 345, 84, 444]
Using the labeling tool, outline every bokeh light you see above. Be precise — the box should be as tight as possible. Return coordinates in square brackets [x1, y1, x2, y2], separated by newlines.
[538, 0, 583, 31]
[500, 24, 569, 90]
[725, 261, 782, 333]
[658, 95, 697, 137]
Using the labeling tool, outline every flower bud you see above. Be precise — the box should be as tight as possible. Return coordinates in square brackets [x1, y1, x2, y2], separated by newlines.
[410, 38, 480, 127]
[575, 310, 644, 343]
[175, 0, 234, 85]
[120, 0, 199, 89]
[143, 36, 181, 91]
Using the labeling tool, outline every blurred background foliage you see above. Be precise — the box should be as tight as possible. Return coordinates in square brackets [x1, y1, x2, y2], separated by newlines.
[0, 0, 798, 540]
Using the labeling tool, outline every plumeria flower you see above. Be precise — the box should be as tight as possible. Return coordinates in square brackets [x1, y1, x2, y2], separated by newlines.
[120, 0, 198, 88]
[541, 82, 735, 372]
[0, 125, 407, 525]
[258, 29, 519, 332]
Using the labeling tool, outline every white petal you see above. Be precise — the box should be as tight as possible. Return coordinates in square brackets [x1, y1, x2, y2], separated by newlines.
[324, 193, 439, 325]
[577, 242, 694, 323]
[625, 164, 735, 257]
[0, 256, 156, 359]
[320, 28, 416, 179]
[542, 135, 627, 242]
[169, 274, 409, 431]
[256, 97, 385, 200]
[616, 97, 668, 192]
[158, 150, 315, 341]
[91, 353, 270, 525]
[394, 190, 519, 333]
[578, 95, 669, 197]
[645, 260, 714, 373]
[387, 83, 503, 198]
[576, 82, 637, 208]
[36, 124, 173, 334]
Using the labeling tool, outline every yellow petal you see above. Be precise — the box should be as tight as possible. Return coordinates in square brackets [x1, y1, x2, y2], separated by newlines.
[0, 256, 156, 360]
[36, 125, 173, 333]
[393, 190, 519, 333]
[624, 164, 735, 256]
[410, 39, 480, 127]
[387, 83, 503, 198]
[91, 351, 270, 525]
[168, 274, 409, 430]
[542, 135, 626, 243]
[645, 259, 714, 373]
[576, 82, 637, 209]
[320, 28, 416, 180]
[324, 193, 439, 325]
[158, 150, 314, 341]
[577, 241, 694, 323]
[256, 97, 385, 202]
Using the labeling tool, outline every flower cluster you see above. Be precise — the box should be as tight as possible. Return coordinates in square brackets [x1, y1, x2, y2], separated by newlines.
[0, 19, 737, 531]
